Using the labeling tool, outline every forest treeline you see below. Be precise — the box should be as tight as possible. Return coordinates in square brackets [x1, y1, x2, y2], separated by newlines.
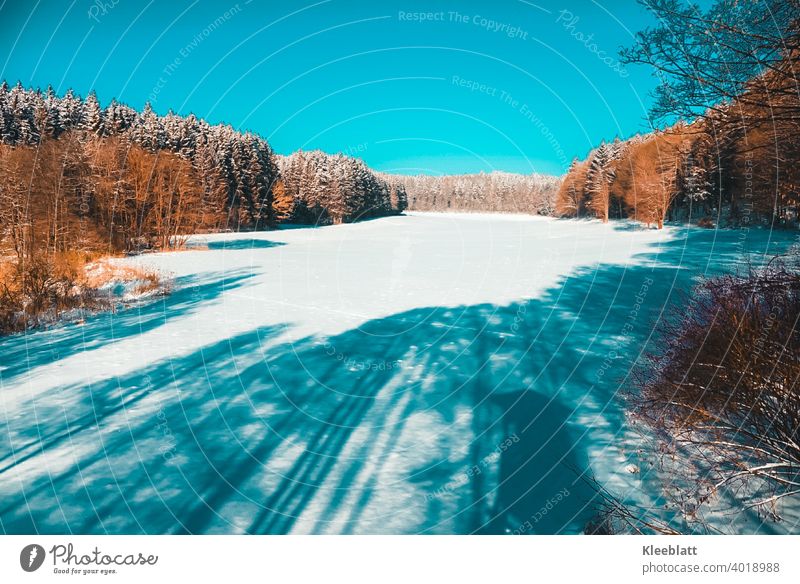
[0, 82, 407, 331]
[386, 171, 560, 215]
[557, 104, 800, 229]
[0, 81, 413, 248]
[557, 9, 800, 230]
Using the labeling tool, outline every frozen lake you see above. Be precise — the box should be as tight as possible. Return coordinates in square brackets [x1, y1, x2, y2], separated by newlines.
[0, 213, 794, 534]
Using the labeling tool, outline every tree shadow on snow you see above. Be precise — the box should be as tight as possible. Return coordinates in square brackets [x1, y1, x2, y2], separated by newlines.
[0, 270, 255, 384]
[205, 239, 286, 251]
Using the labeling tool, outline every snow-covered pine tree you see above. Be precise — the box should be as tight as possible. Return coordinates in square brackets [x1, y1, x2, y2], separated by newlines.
[82, 90, 105, 136]
[194, 137, 227, 229]
[585, 142, 616, 221]
[58, 88, 83, 130]
[44, 104, 63, 139]
[0, 82, 15, 144]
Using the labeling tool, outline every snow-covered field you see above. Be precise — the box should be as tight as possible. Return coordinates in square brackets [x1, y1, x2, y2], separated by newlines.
[0, 213, 794, 534]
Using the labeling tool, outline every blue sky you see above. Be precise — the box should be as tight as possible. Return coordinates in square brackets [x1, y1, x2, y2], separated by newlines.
[1, 0, 665, 175]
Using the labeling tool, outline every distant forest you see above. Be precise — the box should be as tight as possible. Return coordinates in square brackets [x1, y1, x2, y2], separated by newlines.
[388, 171, 560, 215]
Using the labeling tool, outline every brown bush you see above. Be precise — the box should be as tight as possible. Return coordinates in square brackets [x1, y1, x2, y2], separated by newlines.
[1, 253, 166, 334]
[1, 252, 82, 332]
[633, 261, 800, 527]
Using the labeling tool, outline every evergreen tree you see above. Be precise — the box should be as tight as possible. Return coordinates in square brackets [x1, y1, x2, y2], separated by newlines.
[82, 90, 104, 136]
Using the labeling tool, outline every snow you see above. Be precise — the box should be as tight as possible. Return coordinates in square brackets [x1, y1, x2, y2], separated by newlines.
[1, 213, 796, 534]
